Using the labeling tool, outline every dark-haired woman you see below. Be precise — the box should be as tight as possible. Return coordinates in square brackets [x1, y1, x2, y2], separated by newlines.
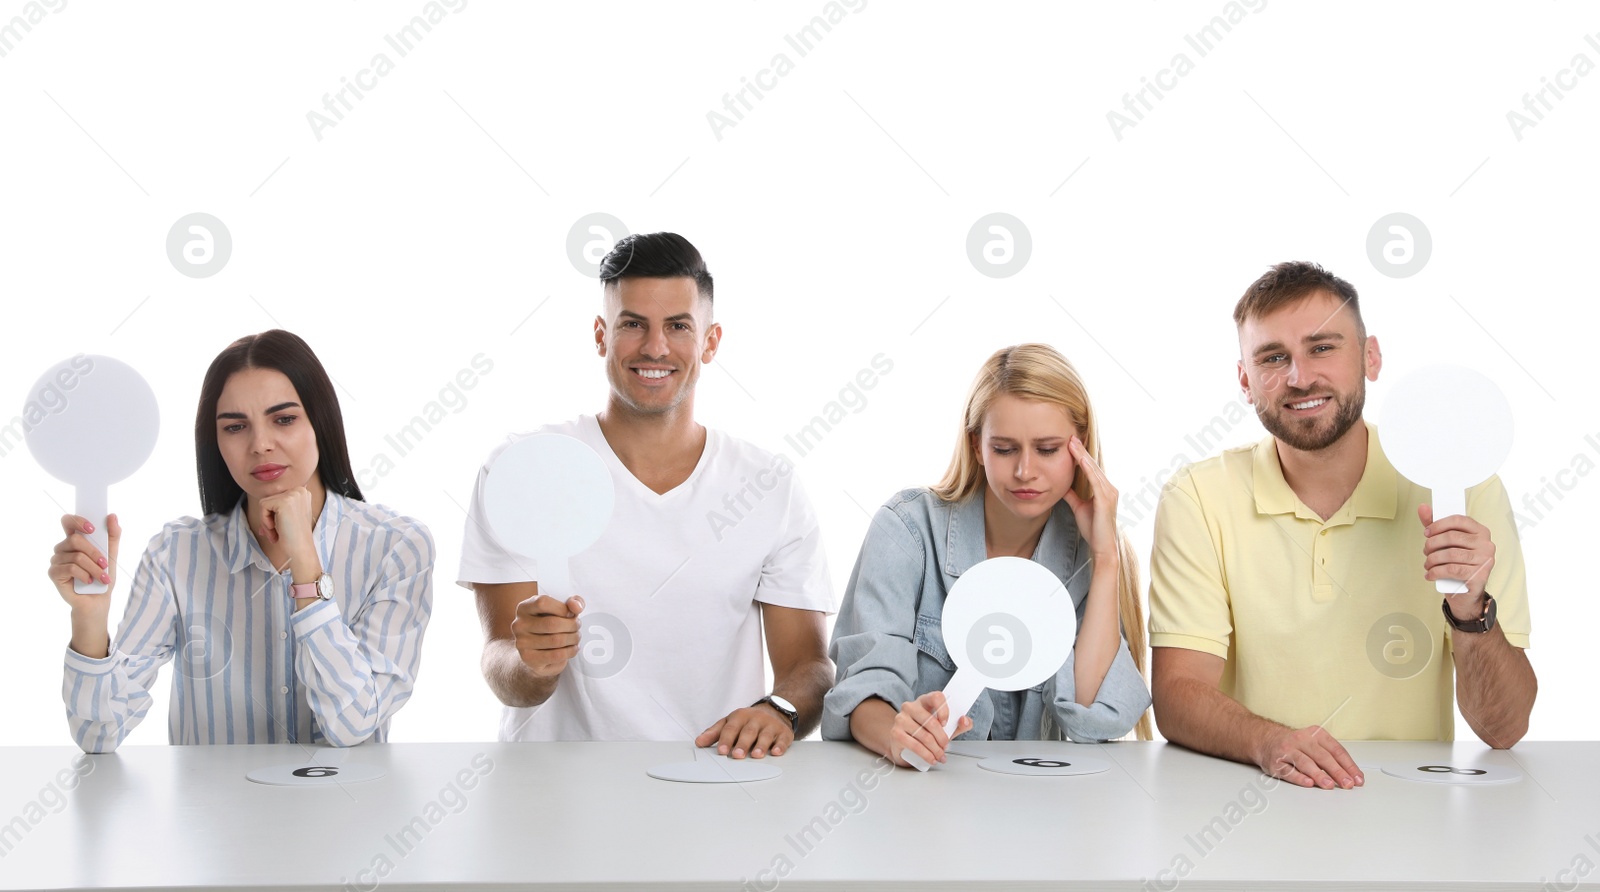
[49, 330, 435, 752]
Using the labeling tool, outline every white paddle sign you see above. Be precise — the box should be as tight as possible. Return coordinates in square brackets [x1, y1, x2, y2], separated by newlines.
[1379, 365, 1514, 594]
[902, 557, 1078, 772]
[482, 433, 614, 598]
[24, 355, 160, 594]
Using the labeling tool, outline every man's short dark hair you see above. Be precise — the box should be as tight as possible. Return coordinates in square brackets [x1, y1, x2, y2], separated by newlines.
[1234, 261, 1363, 337]
[598, 232, 713, 303]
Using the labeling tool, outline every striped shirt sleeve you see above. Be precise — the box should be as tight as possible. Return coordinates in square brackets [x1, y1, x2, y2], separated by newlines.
[292, 519, 435, 747]
[61, 532, 179, 753]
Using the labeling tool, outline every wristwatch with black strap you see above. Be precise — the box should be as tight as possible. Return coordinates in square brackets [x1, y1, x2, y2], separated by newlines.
[1441, 592, 1496, 634]
[753, 694, 799, 733]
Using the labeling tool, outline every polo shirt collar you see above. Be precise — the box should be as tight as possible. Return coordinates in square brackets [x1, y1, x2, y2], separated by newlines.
[1350, 423, 1399, 520]
[1252, 422, 1398, 522]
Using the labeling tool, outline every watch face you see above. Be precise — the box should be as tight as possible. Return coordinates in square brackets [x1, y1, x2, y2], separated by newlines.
[316, 574, 334, 599]
[769, 695, 797, 715]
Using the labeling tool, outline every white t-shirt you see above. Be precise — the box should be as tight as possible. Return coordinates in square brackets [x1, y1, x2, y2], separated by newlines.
[457, 414, 835, 741]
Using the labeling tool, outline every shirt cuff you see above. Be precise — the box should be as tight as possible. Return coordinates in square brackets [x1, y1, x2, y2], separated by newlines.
[753, 587, 837, 616]
[1054, 692, 1151, 743]
[455, 559, 539, 591]
[822, 670, 913, 741]
[290, 597, 343, 636]
[1051, 643, 1153, 743]
[1148, 632, 1230, 659]
[63, 643, 117, 676]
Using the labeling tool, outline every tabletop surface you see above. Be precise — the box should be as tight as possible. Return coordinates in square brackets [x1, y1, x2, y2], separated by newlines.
[0, 739, 1595, 891]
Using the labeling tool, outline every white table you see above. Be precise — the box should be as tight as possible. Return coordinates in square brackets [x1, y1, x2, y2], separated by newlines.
[0, 740, 1594, 890]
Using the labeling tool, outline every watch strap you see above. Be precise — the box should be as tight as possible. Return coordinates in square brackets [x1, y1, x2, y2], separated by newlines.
[1441, 592, 1496, 633]
[291, 574, 332, 601]
[754, 695, 799, 733]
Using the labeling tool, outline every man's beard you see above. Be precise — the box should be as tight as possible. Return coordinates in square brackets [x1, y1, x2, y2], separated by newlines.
[1257, 385, 1365, 452]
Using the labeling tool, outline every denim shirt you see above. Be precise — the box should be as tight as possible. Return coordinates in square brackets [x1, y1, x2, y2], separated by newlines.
[822, 487, 1151, 744]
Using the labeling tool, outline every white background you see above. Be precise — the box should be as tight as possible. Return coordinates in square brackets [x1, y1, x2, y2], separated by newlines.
[1, 1, 1595, 746]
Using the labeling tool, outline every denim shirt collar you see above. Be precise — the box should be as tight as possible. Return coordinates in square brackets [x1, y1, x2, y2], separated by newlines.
[942, 488, 1083, 585]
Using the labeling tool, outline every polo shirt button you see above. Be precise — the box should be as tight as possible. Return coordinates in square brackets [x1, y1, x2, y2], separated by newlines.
[1320, 529, 1329, 535]
[280, 686, 289, 694]
[281, 632, 288, 639]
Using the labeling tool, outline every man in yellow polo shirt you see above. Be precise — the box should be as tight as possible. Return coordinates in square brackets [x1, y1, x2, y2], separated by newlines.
[1148, 261, 1536, 791]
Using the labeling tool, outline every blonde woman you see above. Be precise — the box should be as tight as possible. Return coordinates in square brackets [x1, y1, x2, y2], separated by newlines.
[822, 344, 1152, 767]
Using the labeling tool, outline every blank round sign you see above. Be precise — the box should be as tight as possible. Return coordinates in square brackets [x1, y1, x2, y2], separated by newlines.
[24, 355, 160, 489]
[901, 557, 1078, 772]
[1379, 365, 1513, 496]
[24, 355, 160, 595]
[1378, 365, 1513, 593]
[483, 433, 613, 592]
[941, 557, 1078, 691]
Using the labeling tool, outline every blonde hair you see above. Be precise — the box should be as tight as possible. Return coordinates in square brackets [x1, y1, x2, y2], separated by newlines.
[932, 344, 1152, 740]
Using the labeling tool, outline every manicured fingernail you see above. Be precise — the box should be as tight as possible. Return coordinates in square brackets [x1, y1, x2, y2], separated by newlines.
[100, 573, 109, 583]
[84, 522, 95, 533]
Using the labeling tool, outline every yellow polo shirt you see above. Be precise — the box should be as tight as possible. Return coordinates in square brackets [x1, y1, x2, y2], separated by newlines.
[1148, 423, 1530, 740]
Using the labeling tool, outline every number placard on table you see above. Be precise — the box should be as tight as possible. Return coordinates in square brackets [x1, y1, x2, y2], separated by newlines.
[1378, 763, 1522, 785]
[977, 755, 1112, 777]
[647, 753, 782, 784]
[246, 762, 387, 786]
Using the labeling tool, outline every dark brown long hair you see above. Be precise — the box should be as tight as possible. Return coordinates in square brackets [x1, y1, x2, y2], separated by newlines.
[194, 330, 363, 516]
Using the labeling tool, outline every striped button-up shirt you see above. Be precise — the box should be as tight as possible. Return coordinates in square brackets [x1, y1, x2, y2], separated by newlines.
[62, 492, 435, 752]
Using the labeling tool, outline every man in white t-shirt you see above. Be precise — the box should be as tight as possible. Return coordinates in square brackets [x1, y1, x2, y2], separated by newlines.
[460, 232, 835, 758]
